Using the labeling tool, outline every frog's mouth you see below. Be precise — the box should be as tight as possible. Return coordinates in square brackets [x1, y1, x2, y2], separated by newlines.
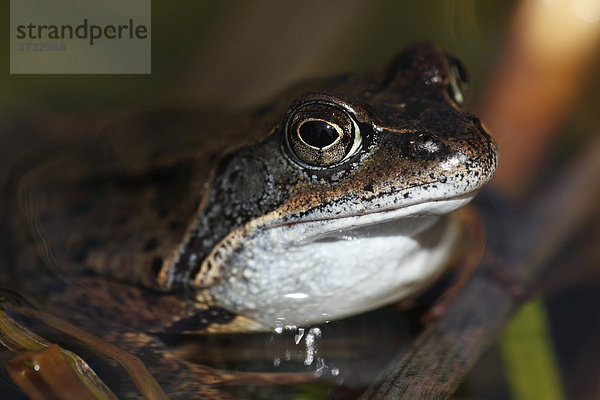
[275, 179, 479, 237]
[287, 190, 475, 245]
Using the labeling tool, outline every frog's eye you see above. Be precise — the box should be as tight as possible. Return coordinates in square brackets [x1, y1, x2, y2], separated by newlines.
[445, 54, 469, 106]
[286, 103, 362, 168]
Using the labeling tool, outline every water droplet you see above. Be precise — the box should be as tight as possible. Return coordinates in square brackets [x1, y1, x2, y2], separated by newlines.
[314, 357, 327, 376]
[294, 328, 305, 344]
[304, 327, 321, 366]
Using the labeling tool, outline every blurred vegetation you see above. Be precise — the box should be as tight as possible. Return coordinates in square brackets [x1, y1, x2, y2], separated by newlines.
[2, 0, 515, 115]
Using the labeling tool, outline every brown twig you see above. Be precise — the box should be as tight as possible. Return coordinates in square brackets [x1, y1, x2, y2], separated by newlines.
[6, 305, 170, 400]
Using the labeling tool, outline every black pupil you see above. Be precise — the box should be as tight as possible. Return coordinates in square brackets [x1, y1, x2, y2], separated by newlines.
[298, 121, 339, 148]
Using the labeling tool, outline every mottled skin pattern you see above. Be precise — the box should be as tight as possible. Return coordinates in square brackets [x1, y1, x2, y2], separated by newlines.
[177, 45, 496, 296]
[3, 44, 496, 397]
[10, 42, 497, 327]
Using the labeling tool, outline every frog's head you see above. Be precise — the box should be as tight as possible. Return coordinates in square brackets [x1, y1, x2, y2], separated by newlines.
[173, 43, 497, 326]
[277, 47, 496, 221]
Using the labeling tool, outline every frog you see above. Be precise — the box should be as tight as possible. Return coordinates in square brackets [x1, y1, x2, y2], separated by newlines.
[6, 43, 497, 333]
[3, 43, 496, 396]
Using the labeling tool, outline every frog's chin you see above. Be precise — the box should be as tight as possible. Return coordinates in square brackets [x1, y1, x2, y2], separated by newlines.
[210, 207, 463, 328]
[209, 191, 477, 328]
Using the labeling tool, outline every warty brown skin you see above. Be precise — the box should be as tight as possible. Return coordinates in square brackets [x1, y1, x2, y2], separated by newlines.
[7, 43, 496, 333]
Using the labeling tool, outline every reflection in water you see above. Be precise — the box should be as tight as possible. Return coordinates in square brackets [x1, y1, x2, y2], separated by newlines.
[0, 269, 418, 398]
[156, 306, 417, 398]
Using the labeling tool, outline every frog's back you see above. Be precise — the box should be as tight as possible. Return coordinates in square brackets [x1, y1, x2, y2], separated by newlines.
[8, 108, 271, 291]
[6, 71, 382, 293]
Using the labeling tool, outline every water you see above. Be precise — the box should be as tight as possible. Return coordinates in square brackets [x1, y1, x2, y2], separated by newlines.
[157, 306, 417, 399]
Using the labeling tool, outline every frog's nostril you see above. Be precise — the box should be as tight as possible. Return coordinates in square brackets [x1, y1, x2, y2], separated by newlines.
[418, 139, 440, 153]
